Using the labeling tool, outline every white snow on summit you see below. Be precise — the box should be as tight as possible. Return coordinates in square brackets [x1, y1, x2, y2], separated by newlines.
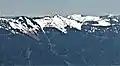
[68, 14, 111, 26]
[0, 14, 119, 40]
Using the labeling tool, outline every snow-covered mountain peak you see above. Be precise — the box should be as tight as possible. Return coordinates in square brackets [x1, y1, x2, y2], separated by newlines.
[0, 14, 120, 40]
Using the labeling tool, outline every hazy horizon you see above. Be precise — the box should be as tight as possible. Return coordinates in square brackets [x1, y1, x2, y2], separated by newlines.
[0, 0, 120, 16]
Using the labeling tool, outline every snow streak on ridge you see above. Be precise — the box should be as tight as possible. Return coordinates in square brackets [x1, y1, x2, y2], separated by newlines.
[0, 14, 120, 40]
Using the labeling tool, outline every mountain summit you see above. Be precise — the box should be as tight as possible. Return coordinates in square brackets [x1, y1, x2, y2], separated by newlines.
[0, 14, 120, 40]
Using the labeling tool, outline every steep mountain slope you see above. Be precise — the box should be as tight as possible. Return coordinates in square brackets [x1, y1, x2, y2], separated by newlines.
[0, 14, 120, 40]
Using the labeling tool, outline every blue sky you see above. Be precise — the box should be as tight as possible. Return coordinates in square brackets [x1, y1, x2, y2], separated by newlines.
[0, 0, 120, 16]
